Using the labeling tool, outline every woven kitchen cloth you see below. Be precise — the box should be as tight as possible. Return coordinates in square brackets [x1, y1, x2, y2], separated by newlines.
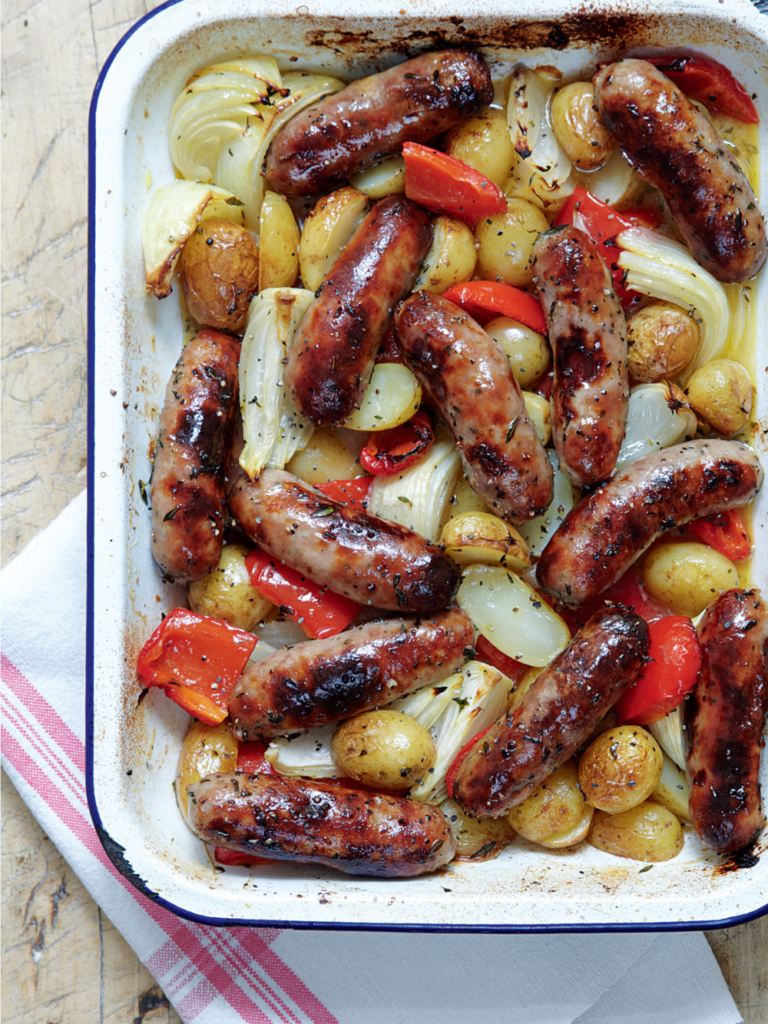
[1, 491, 744, 1024]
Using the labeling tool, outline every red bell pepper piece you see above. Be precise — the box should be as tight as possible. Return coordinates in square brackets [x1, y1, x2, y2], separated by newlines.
[554, 188, 661, 308]
[685, 508, 751, 563]
[445, 725, 494, 799]
[214, 847, 271, 868]
[441, 281, 548, 336]
[403, 142, 507, 224]
[571, 567, 669, 627]
[474, 635, 526, 684]
[615, 615, 702, 725]
[237, 740, 275, 775]
[245, 549, 360, 639]
[137, 609, 257, 726]
[314, 477, 372, 509]
[645, 55, 759, 124]
[359, 410, 434, 476]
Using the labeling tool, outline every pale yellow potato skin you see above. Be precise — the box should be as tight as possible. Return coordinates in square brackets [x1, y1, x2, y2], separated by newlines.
[551, 82, 615, 170]
[588, 802, 684, 862]
[441, 511, 530, 570]
[686, 358, 753, 436]
[331, 710, 436, 790]
[506, 760, 585, 842]
[441, 798, 515, 859]
[298, 186, 370, 293]
[285, 427, 363, 484]
[180, 217, 259, 332]
[626, 301, 700, 383]
[175, 720, 239, 820]
[641, 541, 739, 617]
[187, 544, 274, 631]
[444, 106, 516, 187]
[485, 316, 551, 388]
[538, 803, 594, 849]
[258, 191, 299, 290]
[474, 198, 549, 287]
[579, 726, 663, 814]
[414, 216, 477, 295]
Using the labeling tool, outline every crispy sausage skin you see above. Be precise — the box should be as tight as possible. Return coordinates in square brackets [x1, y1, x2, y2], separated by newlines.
[265, 50, 493, 197]
[685, 589, 768, 855]
[150, 330, 240, 582]
[187, 773, 455, 877]
[286, 196, 432, 425]
[532, 226, 629, 488]
[395, 291, 554, 523]
[453, 607, 649, 817]
[230, 608, 474, 740]
[228, 467, 460, 614]
[537, 440, 763, 608]
[594, 59, 766, 283]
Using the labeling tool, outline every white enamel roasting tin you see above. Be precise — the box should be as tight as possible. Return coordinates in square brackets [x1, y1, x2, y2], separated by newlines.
[88, 0, 768, 929]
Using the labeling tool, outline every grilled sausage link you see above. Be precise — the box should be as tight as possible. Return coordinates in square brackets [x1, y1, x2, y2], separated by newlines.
[594, 59, 766, 283]
[685, 588, 768, 855]
[286, 196, 432, 425]
[532, 226, 629, 488]
[265, 49, 493, 197]
[150, 330, 240, 582]
[228, 467, 460, 614]
[230, 608, 474, 740]
[537, 440, 763, 608]
[187, 773, 456, 877]
[453, 606, 649, 817]
[395, 291, 554, 523]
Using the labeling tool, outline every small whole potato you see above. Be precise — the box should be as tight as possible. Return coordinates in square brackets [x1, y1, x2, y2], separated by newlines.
[686, 358, 753, 436]
[641, 541, 738, 617]
[181, 217, 259, 332]
[507, 760, 586, 843]
[187, 544, 274, 631]
[175, 719, 238, 820]
[485, 316, 551, 387]
[441, 798, 515, 859]
[441, 511, 530, 570]
[331, 710, 436, 790]
[627, 301, 700, 382]
[286, 427, 364, 483]
[588, 801, 684, 862]
[579, 725, 663, 814]
[350, 155, 406, 199]
[552, 82, 615, 170]
[444, 106, 516, 187]
[413, 216, 477, 294]
[474, 198, 549, 287]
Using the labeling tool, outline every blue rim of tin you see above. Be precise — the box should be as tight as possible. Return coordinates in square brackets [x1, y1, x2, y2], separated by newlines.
[86, 0, 768, 931]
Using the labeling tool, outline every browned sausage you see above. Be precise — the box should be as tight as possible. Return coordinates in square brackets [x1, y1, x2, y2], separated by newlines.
[228, 467, 460, 614]
[532, 226, 629, 488]
[685, 588, 768, 855]
[187, 773, 456, 877]
[537, 440, 763, 608]
[229, 607, 474, 740]
[452, 606, 649, 817]
[394, 291, 554, 523]
[264, 50, 493, 197]
[150, 329, 240, 582]
[285, 196, 432, 425]
[594, 59, 766, 283]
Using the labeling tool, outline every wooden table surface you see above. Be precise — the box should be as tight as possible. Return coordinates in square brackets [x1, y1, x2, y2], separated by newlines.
[2, 1, 767, 1020]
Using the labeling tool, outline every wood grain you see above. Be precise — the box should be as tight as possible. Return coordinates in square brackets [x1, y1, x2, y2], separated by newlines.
[1, 0, 766, 1019]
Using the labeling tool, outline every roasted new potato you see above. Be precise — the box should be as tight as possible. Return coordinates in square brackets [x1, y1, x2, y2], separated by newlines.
[444, 106, 516, 187]
[350, 156, 406, 199]
[187, 544, 274, 630]
[286, 427, 364, 484]
[651, 752, 692, 822]
[538, 804, 594, 849]
[506, 760, 586, 844]
[446, 476, 491, 520]
[342, 364, 422, 431]
[441, 798, 515, 859]
[175, 719, 238, 820]
[551, 82, 615, 170]
[627, 301, 700, 383]
[180, 217, 259, 332]
[331, 710, 436, 790]
[474, 198, 549, 287]
[413, 216, 477, 294]
[441, 511, 530, 570]
[588, 802, 684, 862]
[641, 541, 738, 617]
[298, 186, 370, 292]
[258, 191, 299, 290]
[522, 392, 552, 447]
[485, 316, 551, 388]
[686, 358, 753, 436]
[579, 726, 663, 814]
